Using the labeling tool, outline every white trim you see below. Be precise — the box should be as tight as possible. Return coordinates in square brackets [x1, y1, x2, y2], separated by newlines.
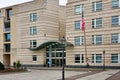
[119, 0, 120, 7]
[119, 54, 120, 64]
[94, 19, 96, 28]
[95, 2, 96, 11]
[119, 34, 120, 43]
[119, 16, 120, 25]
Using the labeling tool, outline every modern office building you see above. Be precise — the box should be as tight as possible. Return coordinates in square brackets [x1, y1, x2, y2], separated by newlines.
[66, 0, 120, 68]
[0, 0, 69, 67]
[0, 0, 120, 68]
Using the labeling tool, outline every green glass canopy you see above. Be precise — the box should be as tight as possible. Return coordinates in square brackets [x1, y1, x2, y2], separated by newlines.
[30, 40, 73, 51]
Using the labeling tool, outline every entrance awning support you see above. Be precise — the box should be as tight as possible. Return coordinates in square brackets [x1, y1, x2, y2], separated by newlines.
[49, 46, 52, 67]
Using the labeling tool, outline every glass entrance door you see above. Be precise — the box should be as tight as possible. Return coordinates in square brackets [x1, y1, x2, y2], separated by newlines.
[46, 47, 66, 67]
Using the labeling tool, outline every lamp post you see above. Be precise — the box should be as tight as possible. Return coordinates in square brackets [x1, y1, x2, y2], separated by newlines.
[103, 50, 105, 70]
[61, 36, 66, 80]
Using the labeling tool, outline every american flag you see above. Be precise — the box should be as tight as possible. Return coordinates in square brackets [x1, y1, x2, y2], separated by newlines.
[81, 9, 85, 31]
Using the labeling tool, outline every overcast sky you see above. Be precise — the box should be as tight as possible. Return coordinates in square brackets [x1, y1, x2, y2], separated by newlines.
[0, 0, 67, 8]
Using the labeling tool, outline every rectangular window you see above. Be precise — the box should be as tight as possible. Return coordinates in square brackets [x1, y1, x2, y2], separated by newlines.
[75, 20, 81, 30]
[112, 0, 120, 8]
[92, 18, 102, 28]
[5, 33, 11, 42]
[30, 40, 37, 48]
[92, 35, 102, 44]
[112, 16, 120, 26]
[75, 54, 84, 63]
[92, 54, 102, 63]
[111, 34, 120, 43]
[92, 1, 102, 11]
[30, 26, 37, 35]
[111, 54, 119, 63]
[32, 55, 37, 61]
[30, 13, 37, 21]
[7, 8, 12, 20]
[75, 36, 84, 46]
[0, 10, 2, 17]
[75, 4, 84, 14]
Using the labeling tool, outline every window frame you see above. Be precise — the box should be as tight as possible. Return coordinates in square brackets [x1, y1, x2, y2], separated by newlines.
[92, 54, 102, 63]
[75, 4, 84, 14]
[30, 13, 37, 22]
[92, 18, 102, 28]
[75, 54, 84, 63]
[30, 26, 37, 35]
[92, 1, 102, 11]
[74, 36, 84, 46]
[92, 35, 102, 44]
[30, 40, 37, 48]
[112, 0, 120, 8]
[111, 33, 120, 43]
[112, 16, 120, 26]
[111, 54, 120, 63]
[32, 55, 37, 61]
[75, 20, 81, 30]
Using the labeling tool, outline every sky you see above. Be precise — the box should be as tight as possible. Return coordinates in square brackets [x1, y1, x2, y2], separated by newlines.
[0, 0, 67, 8]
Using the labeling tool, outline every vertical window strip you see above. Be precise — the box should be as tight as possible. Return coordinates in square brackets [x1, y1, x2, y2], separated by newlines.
[119, 16, 120, 25]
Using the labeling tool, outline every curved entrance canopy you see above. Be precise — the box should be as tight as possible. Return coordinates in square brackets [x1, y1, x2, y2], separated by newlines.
[30, 40, 73, 51]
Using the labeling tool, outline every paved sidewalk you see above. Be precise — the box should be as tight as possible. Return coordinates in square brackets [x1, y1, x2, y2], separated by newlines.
[76, 70, 119, 80]
[106, 71, 120, 80]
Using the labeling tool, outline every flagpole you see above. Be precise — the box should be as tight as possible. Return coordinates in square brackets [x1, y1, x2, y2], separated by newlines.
[83, 28, 88, 67]
[81, 3, 89, 67]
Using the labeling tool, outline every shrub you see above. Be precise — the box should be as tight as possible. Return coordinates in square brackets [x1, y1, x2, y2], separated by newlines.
[0, 62, 5, 70]
[16, 61, 21, 69]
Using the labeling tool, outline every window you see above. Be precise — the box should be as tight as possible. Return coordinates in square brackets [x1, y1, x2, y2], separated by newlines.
[75, 4, 84, 14]
[112, 0, 120, 8]
[7, 8, 12, 20]
[92, 1, 102, 11]
[32, 55, 37, 61]
[74, 36, 84, 46]
[30, 13, 37, 21]
[75, 20, 81, 29]
[30, 26, 37, 35]
[111, 54, 119, 63]
[92, 54, 102, 63]
[92, 18, 102, 28]
[112, 16, 120, 26]
[92, 35, 102, 44]
[111, 34, 120, 43]
[5, 33, 11, 41]
[75, 54, 84, 63]
[30, 40, 37, 48]
[0, 10, 2, 17]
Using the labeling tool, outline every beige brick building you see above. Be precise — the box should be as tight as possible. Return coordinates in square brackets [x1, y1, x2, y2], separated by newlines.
[0, 0, 120, 68]
[66, 0, 120, 68]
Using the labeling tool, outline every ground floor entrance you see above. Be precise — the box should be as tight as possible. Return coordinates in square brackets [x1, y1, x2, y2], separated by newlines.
[46, 47, 66, 67]
[3, 54, 10, 67]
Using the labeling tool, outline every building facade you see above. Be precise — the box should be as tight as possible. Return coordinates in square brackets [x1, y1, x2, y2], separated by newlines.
[0, 0, 68, 67]
[0, 0, 120, 68]
[66, 0, 120, 68]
